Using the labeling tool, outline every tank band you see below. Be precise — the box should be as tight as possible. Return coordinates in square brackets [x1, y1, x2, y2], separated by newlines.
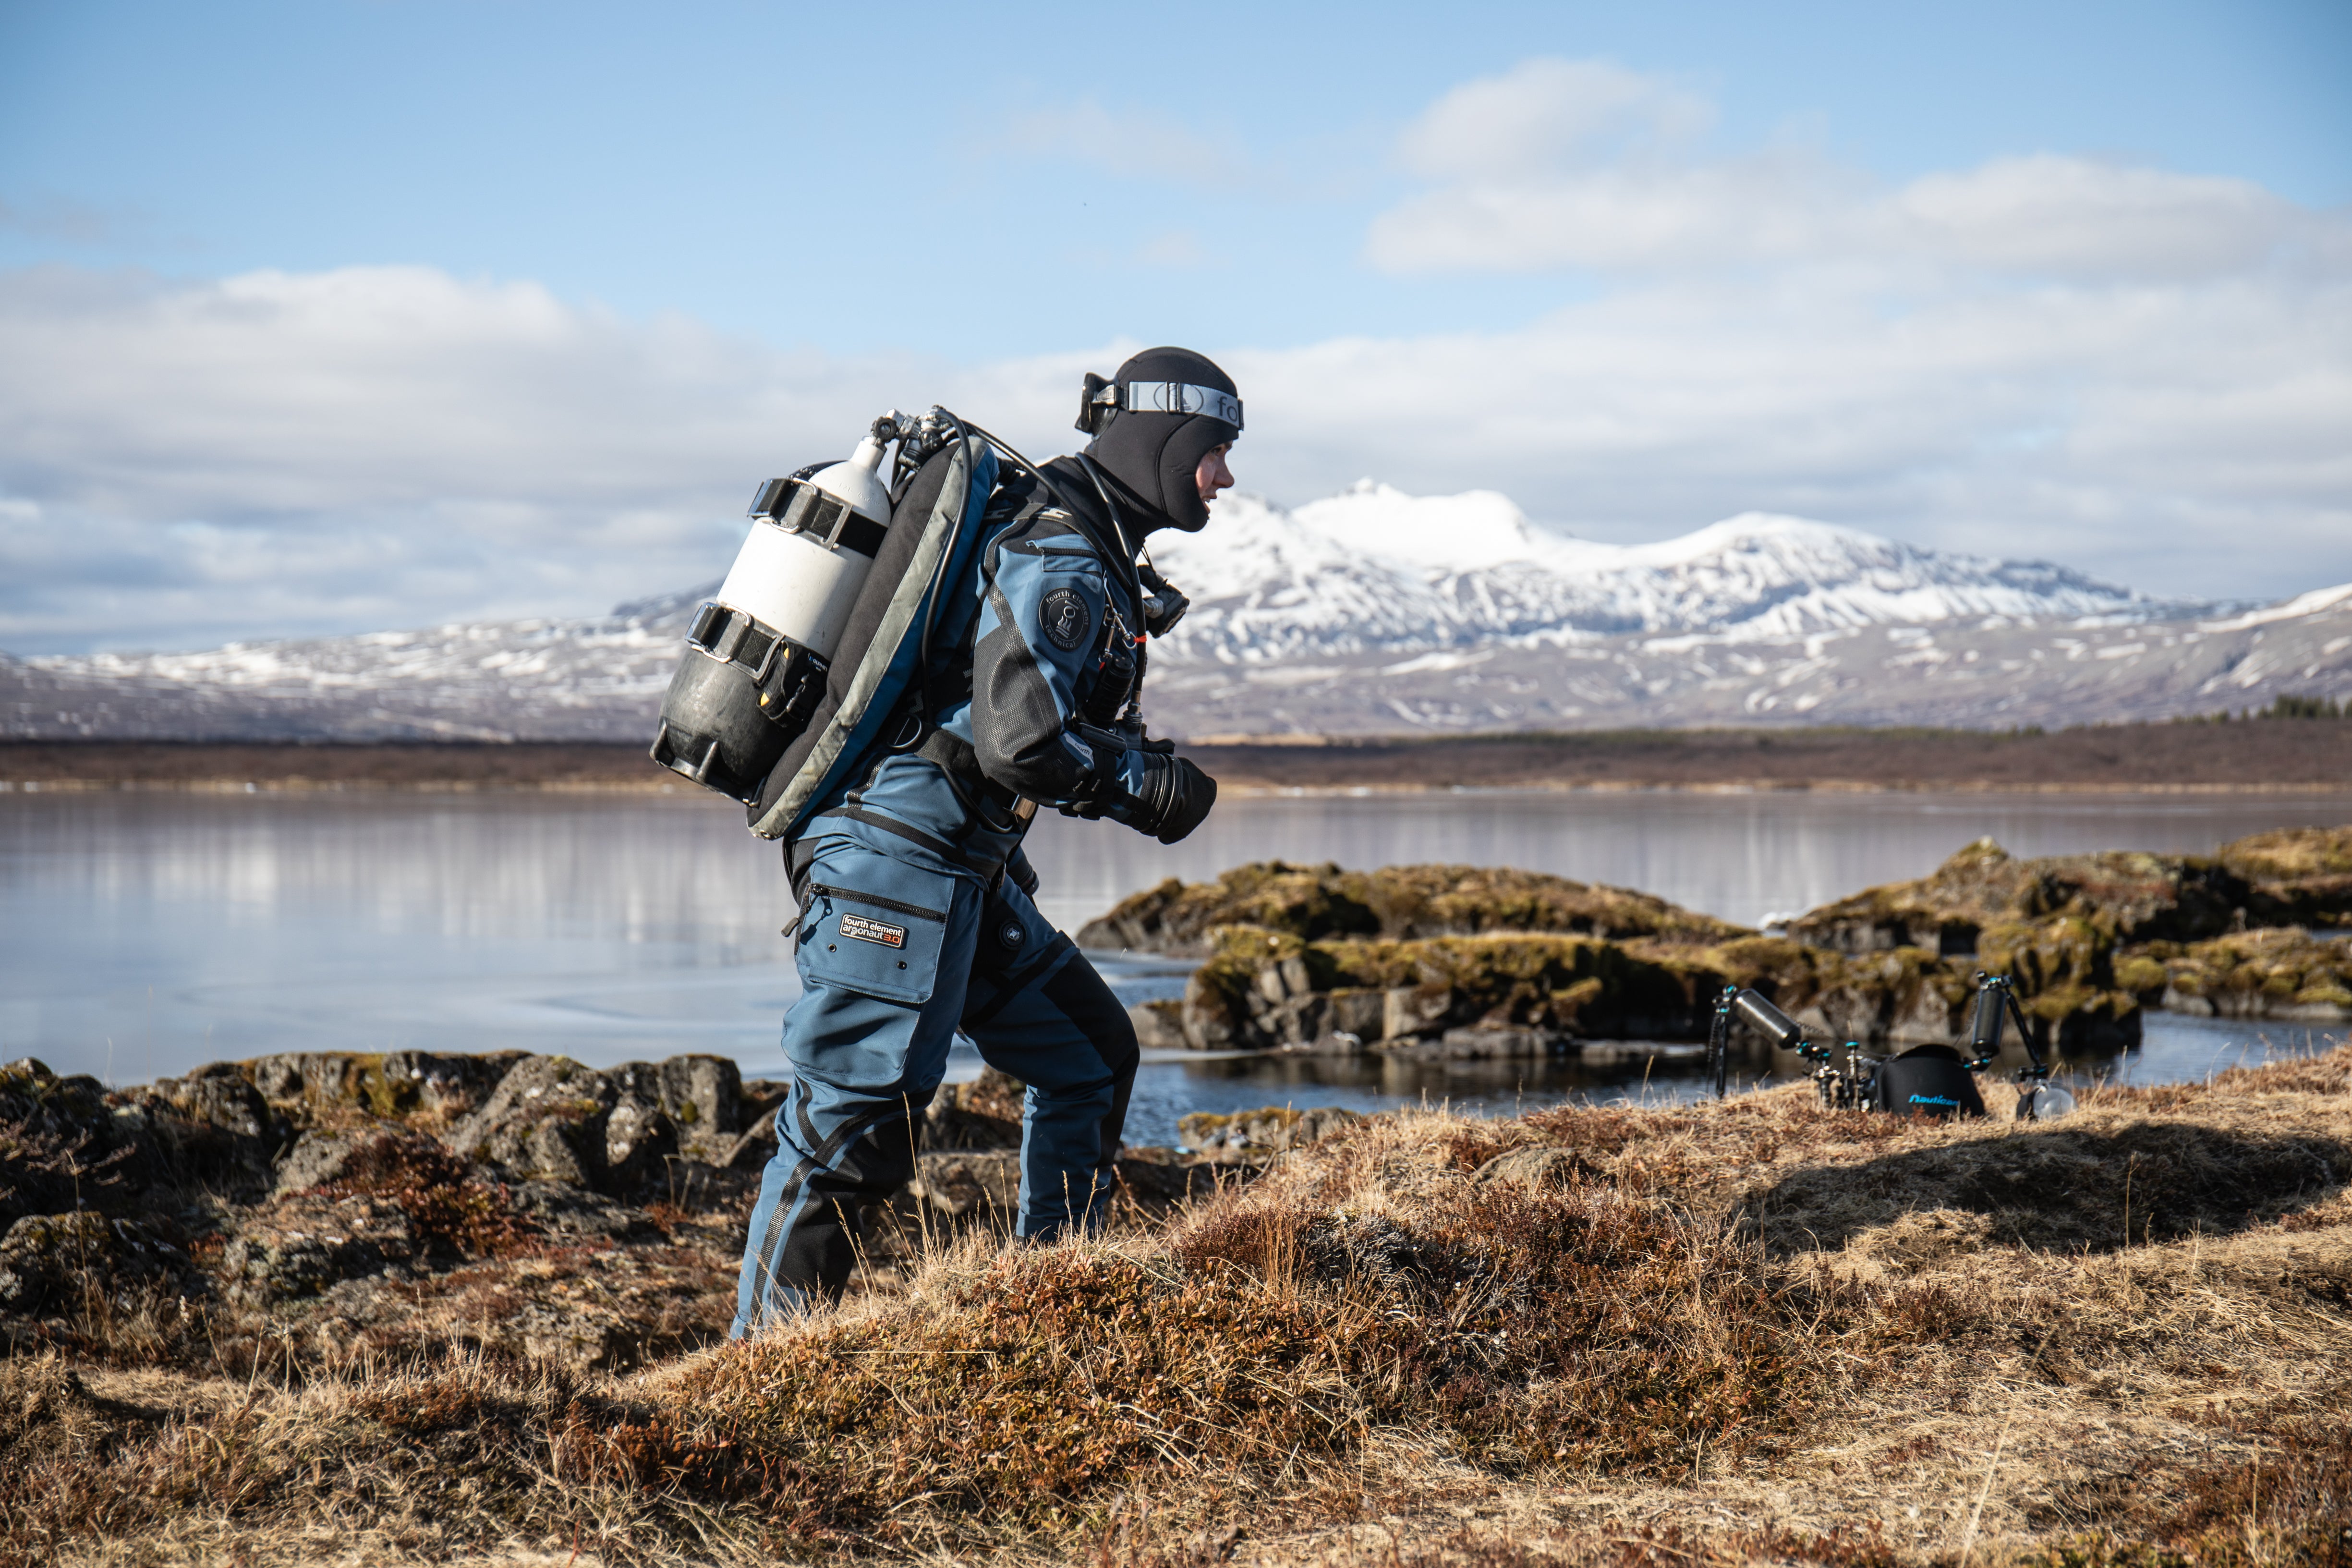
[749, 477, 889, 559]
[686, 602, 827, 730]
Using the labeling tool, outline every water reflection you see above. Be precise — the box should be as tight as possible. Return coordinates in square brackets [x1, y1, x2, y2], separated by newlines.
[2, 789, 2344, 1142]
[1110, 1011, 2346, 1148]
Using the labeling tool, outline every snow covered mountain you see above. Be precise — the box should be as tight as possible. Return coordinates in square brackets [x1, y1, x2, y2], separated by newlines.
[1146, 486, 2153, 660]
[9, 484, 2346, 741]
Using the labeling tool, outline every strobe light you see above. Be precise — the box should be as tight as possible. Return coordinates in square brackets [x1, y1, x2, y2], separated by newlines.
[650, 427, 895, 802]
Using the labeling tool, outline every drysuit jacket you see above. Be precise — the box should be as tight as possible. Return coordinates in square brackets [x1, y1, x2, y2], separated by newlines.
[733, 456, 1161, 1333]
[798, 456, 1166, 875]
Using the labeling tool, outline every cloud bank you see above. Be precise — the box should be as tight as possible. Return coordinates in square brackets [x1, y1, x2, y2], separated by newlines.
[2, 57, 2346, 653]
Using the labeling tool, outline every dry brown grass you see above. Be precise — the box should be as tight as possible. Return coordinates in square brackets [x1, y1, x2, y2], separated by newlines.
[5, 1045, 2348, 1567]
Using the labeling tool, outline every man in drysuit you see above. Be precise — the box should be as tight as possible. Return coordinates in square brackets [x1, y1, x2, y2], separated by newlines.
[732, 347, 1239, 1333]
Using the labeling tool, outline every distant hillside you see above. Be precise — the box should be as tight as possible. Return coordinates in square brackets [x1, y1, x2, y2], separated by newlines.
[8, 485, 2349, 741]
[1146, 489, 2158, 660]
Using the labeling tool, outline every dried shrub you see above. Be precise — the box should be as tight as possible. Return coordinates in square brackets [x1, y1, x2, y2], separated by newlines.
[317, 1131, 539, 1258]
[2147, 1389, 2352, 1563]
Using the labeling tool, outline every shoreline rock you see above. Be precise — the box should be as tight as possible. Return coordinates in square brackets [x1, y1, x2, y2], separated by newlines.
[1114, 829, 2352, 1060]
[0, 1047, 1244, 1370]
[1080, 860, 1747, 957]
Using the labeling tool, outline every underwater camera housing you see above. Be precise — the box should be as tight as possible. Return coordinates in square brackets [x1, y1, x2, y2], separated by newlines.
[1706, 972, 2067, 1120]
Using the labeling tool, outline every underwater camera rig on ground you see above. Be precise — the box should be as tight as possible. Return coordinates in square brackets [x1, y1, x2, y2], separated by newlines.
[1705, 972, 2075, 1120]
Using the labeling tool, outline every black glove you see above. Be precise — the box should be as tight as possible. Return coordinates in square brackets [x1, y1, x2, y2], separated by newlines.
[1127, 751, 1217, 844]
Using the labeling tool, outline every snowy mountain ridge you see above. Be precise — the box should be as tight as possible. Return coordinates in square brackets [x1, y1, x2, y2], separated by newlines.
[12, 482, 2344, 742]
[1143, 485, 2164, 662]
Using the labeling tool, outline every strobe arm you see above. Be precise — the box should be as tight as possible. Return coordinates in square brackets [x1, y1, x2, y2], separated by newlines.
[1706, 988, 1734, 1098]
[1965, 972, 2050, 1081]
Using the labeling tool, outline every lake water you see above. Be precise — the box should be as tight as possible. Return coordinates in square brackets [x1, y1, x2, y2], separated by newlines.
[3, 787, 2345, 1145]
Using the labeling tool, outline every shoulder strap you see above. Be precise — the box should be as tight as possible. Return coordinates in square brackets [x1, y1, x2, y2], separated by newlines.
[746, 432, 998, 840]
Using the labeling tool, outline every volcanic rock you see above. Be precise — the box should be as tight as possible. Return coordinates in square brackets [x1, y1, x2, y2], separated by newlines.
[922, 1067, 1027, 1152]
[1178, 1105, 1366, 1156]
[446, 1056, 620, 1190]
[0, 1212, 179, 1313]
[2134, 926, 2352, 1020]
[1789, 838, 2250, 955]
[1080, 861, 1746, 957]
[2222, 826, 2352, 930]
[908, 1151, 1021, 1220]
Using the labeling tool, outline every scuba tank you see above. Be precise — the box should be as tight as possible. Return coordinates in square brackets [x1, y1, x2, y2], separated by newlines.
[650, 426, 896, 802]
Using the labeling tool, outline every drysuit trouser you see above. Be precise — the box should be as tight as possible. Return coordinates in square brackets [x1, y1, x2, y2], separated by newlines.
[730, 833, 1139, 1337]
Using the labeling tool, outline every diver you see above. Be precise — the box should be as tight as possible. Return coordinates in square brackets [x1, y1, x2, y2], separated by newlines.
[730, 347, 1239, 1334]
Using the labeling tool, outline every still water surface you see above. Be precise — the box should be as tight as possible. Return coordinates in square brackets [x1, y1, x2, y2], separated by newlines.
[3, 788, 2345, 1144]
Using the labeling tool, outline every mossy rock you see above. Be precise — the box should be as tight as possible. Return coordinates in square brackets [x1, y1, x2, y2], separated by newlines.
[2134, 925, 2352, 1019]
[1180, 925, 1989, 1050]
[1791, 837, 2252, 955]
[1080, 861, 1747, 956]
[2221, 825, 2352, 929]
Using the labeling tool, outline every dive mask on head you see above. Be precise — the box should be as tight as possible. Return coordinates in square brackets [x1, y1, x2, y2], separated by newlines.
[1077, 374, 1244, 435]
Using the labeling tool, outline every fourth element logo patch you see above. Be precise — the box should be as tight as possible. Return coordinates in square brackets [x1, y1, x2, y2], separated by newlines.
[1040, 586, 1091, 652]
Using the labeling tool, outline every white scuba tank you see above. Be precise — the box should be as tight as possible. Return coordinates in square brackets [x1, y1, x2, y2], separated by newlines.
[649, 421, 901, 802]
[716, 435, 893, 660]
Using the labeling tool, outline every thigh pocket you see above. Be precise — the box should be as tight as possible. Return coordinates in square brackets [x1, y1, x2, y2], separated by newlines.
[797, 883, 950, 1006]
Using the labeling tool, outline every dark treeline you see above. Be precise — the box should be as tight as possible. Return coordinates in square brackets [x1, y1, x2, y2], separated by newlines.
[3, 710, 2350, 790]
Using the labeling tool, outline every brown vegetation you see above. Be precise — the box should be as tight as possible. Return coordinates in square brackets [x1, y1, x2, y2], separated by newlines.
[4, 1039, 2348, 1565]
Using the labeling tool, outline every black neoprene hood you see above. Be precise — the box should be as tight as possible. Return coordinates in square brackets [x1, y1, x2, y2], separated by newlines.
[1082, 347, 1240, 534]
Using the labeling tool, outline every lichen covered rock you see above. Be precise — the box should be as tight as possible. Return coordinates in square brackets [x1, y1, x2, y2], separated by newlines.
[0, 1212, 184, 1313]
[1079, 860, 1747, 956]
[923, 1067, 1026, 1151]
[2130, 925, 2352, 1019]
[1790, 837, 2251, 956]
[1176, 1104, 1365, 1156]
[1174, 924, 1990, 1053]
[2221, 825, 2352, 930]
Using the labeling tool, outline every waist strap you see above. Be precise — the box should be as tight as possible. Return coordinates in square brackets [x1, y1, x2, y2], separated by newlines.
[914, 725, 1033, 816]
[914, 727, 983, 782]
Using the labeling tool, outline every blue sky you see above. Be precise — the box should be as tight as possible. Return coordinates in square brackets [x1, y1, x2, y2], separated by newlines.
[1, 0, 2347, 652]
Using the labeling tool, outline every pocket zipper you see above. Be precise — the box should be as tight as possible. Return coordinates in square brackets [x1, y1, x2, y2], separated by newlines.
[804, 883, 948, 924]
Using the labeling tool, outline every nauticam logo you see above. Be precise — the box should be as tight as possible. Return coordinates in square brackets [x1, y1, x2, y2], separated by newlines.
[1909, 1094, 1960, 1108]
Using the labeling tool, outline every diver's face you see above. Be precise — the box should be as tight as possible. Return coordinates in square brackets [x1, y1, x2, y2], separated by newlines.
[1196, 443, 1235, 505]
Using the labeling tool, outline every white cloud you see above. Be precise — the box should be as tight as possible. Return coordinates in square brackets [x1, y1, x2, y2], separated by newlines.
[1367, 57, 2331, 282]
[1892, 155, 2308, 279]
[1394, 58, 1715, 181]
[1220, 269, 2352, 591]
[0, 265, 941, 650]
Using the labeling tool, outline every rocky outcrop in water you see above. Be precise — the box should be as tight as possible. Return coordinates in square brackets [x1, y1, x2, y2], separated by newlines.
[2221, 826, 2352, 930]
[1122, 829, 2352, 1060]
[1079, 861, 1746, 958]
[1157, 926, 2050, 1057]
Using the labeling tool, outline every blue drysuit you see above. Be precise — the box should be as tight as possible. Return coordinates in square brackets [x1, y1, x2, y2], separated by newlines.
[732, 460, 1182, 1333]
